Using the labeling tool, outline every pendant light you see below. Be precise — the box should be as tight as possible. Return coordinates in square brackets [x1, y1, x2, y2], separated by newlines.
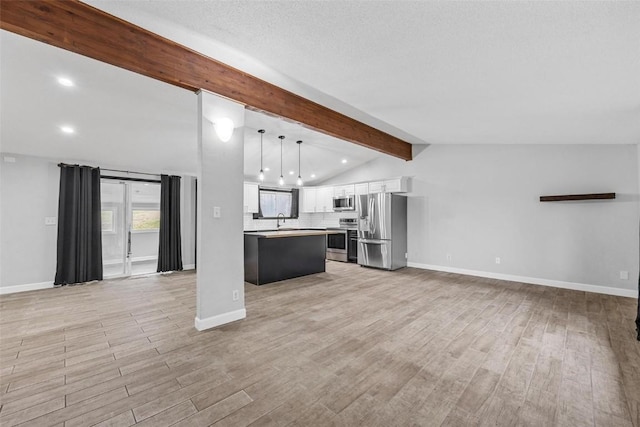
[296, 140, 303, 186]
[278, 135, 285, 186]
[257, 129, 265, 181]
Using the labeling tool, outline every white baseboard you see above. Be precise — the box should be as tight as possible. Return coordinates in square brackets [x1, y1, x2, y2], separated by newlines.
[0, 281, 54, 295]
[195, 308, 246, 331]
[183, 264, 196, 271]
[407, 262, 637, 298]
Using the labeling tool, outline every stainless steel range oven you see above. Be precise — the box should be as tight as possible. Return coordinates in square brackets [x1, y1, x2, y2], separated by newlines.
[326, 229, 348, 262]
[326, 218, 358, 263]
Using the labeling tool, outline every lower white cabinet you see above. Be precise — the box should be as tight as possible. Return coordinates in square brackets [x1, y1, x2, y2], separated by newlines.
[243, 182, 259, 213]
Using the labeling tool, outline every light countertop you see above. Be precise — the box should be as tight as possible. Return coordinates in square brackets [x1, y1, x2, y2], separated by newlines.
[244, 229, 331, 239]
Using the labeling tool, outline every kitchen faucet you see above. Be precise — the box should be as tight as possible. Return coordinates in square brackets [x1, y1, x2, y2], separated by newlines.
[277, 213, 286, 228]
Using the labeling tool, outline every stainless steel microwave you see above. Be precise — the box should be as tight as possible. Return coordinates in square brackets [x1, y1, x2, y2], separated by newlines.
[333, 195, 355, 211]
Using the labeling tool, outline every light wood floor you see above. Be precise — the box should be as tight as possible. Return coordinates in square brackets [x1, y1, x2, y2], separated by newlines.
[1, 262, 639, 426]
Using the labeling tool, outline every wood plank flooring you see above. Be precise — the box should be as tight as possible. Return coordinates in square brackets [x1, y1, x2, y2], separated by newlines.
[1, 262, 639, 426]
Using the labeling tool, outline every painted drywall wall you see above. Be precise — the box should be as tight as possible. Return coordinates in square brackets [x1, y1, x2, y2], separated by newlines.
[0, 153, 197, 290]
[195, 91, 245, 329]
[323, 144, 639, 293]
[0, 154, 59, 288]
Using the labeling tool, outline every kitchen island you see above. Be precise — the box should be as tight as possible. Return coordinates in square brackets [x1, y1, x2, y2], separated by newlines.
[244, 229, 328, 285]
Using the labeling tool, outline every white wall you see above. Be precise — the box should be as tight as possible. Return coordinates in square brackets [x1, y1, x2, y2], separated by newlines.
[323, 144, 639, 294]
[195, 91, 246, 330]
[0, 153, 197, 291]
[0, 154, 59, 288]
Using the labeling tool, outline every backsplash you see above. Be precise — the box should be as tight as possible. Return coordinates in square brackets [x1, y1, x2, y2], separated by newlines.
[243, 211, 357, 231]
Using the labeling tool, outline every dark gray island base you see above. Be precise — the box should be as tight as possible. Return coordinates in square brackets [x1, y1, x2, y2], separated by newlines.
[244, 230, 328, 285]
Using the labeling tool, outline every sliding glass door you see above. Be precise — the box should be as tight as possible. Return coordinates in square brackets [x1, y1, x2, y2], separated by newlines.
[130, 182, 161, 275]
[101, 180, 128, 277]
[101, 179, 161, 278]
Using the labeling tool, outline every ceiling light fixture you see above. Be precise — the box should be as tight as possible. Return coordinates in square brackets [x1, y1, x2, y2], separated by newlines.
[310, 174, 316, 178]
[57, 77, 74, 87]
[214, 117, 234, 142]
[296, 140, 303, 186]
[264, 167, 270, 171]
[60, 125, 75, 134]
[289, 171, 294, 175]
[341, 159, 347, 164]
[278, 135, 285, 186]
[257, 129, 265, 181]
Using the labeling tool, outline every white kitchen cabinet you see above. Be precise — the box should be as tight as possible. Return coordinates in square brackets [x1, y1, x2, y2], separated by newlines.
[315, 186, 334, 212]
[368, 177, 408, 194]
[368, 181, 384, 193]
[301, 187, 317, 213]
[355, 183, 369, 195]
[334, 184, 355, 197]
[243, 182, 259, 213]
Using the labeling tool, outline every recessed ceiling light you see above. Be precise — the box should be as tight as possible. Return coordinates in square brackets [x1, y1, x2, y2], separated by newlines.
[341, 159, 347, 164]
[289, 171, 294, 175]
[310, 174, 316, 178]
[264, 167, 270, 171]
[60, 126, 75, 134]
[57, 77, 74, 87]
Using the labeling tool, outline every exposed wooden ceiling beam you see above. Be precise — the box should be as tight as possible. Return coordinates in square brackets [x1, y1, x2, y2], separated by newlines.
[0, 0, 412, 160]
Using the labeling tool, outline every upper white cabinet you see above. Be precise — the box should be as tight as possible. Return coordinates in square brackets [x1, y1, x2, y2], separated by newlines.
[368, 177, 408, 194]
[243, 182, 259, 213]
[315, 186, 334, 213]
[299, 177, 407, 214]
[301, 187, 317, 213]
[355, 183, 369, 195]
[333, 184, 355, 197]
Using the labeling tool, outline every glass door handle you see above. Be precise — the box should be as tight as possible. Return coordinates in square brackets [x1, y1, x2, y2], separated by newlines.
[127, 230, 132, 257]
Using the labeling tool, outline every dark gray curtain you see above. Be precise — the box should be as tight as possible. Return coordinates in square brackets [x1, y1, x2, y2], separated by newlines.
[157, 175, 183, 272]
[291, 188, 299, 218]
[54, 164, 103, 285]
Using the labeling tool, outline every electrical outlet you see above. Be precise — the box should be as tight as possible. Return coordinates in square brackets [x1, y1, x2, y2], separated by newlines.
[495, 257, 501, 264]
[44, 217, 57, 226]
[213, 206, 221, 218]
[232, 290, 239, 301]
[446, 253, 452, 261]
[620, 271, 629, 280]
[405, 252, 408, 259]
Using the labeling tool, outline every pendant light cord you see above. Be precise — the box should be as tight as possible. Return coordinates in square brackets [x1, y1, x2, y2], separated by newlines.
[298, 141, 302, 177]
[278, 135, 285, 179]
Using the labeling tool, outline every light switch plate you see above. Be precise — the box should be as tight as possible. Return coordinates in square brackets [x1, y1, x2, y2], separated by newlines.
[213, 207, 221, 218]
[45, 217, 57, 226]
[620, 271, 629, 280]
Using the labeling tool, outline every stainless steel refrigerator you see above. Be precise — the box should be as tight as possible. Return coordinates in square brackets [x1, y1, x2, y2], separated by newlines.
[357, 193, 407, 270]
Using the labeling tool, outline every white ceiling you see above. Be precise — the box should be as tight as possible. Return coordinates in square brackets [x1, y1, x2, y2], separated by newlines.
[2, 2, 639, 184]
[87, 0, 640, 146]
[0, 30, 379, 184]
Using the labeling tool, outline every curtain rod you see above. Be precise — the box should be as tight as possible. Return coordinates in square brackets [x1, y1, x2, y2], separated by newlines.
[100, 175, 161, 184]
[58, 163, 160, 177]
[101, 168, 160, 177]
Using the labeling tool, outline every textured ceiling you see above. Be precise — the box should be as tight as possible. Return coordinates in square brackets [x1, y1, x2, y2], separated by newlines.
[0, 30, 379, 183]
[88, 0, 640, 145]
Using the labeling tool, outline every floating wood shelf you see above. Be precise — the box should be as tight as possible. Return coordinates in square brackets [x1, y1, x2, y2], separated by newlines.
[540, 193, 616, 202]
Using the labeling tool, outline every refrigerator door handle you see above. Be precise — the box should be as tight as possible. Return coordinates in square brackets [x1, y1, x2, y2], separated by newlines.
[359, 239, 385, 244]
[369, 197, 375, 234]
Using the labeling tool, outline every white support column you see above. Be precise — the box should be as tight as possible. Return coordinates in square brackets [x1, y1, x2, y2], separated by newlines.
[195, 90, 246, 331]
